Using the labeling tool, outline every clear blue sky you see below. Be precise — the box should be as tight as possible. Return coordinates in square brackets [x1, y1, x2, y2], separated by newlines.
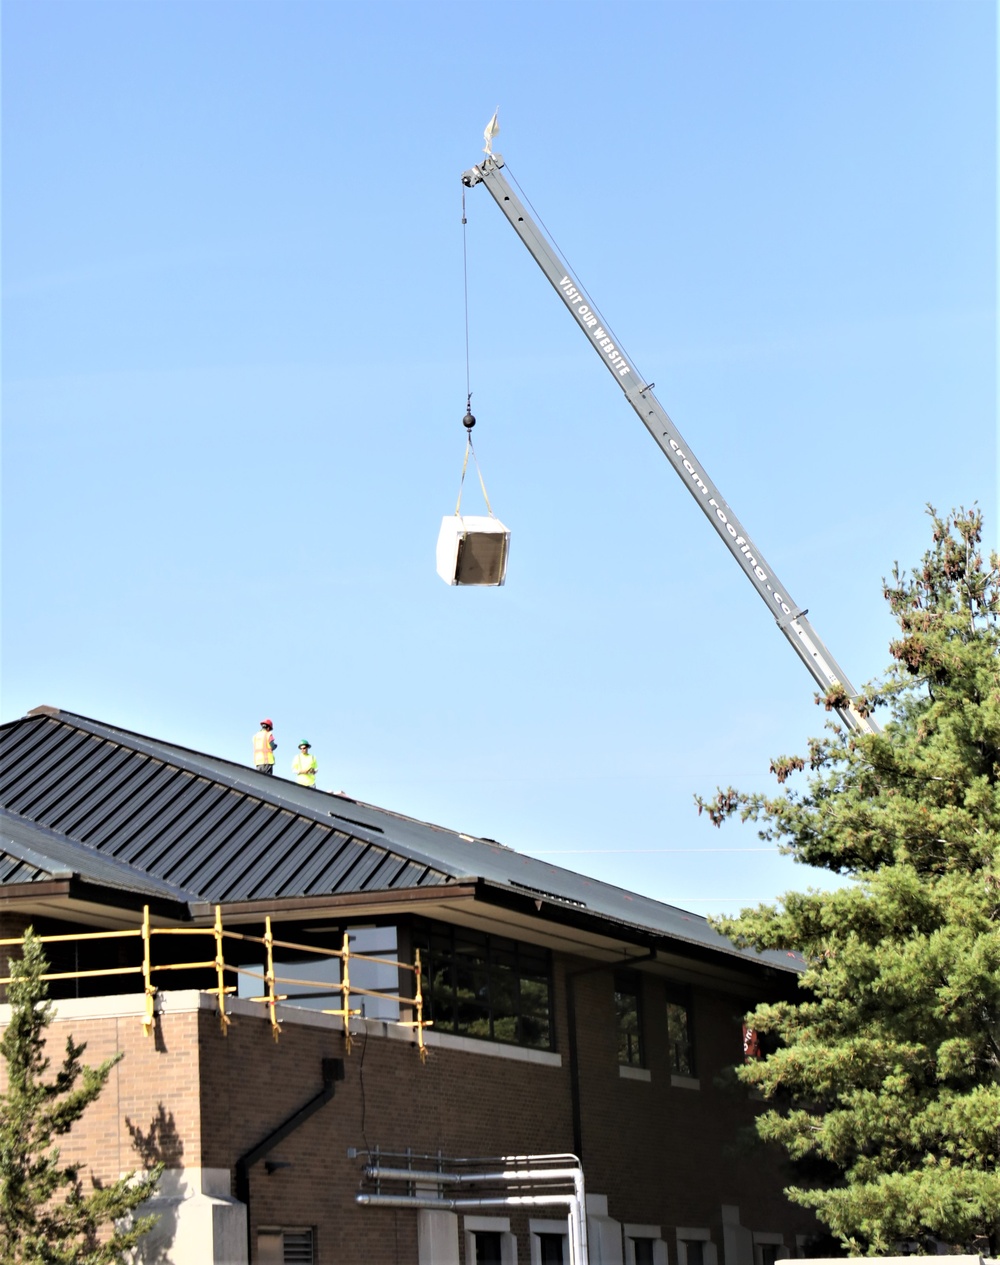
[2, 0, 996, 917]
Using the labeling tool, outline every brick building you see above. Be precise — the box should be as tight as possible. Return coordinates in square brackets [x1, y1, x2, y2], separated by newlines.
[0, 707, 818, 1265]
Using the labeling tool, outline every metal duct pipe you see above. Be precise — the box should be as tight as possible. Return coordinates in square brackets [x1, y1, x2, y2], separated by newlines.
[363, 1164, 582, 1187]
[357, 1161, 589, 1263]
[356, 1193, 575, 1211]
[357, 1191, 586, 1262]
[362, 1150, 582, 1168]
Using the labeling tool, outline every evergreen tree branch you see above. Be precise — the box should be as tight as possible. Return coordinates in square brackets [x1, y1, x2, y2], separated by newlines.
[705, 508, 1000, 1253]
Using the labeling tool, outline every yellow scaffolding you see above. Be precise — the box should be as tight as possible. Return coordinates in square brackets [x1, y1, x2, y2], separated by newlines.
[0, 906, 431, 1061]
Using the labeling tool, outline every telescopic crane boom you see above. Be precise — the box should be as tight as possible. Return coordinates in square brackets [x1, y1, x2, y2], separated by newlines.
[462, 152, 876, 736]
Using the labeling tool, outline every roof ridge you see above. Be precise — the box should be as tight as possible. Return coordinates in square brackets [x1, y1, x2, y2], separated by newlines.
[17, 707, 503, 848]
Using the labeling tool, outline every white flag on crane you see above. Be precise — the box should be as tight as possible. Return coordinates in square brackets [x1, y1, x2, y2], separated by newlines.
[483, 109, 500, 156]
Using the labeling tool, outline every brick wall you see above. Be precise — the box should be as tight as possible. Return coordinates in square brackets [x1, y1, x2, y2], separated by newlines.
[571, 969, 808, 1239]
[197, 1000, 575, 1261]
[11, 1007, 203, 1182]
[0, 951, 816, 1264]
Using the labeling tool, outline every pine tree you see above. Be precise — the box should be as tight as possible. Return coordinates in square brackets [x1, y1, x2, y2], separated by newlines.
[0, 929, 162, 1264]
[702, 508, 1000, 1255]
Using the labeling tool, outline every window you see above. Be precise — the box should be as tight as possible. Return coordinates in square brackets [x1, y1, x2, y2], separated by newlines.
[475, 1230, 503, 1265]
[257, 1228, 314, 1264]
[413, 919, 553, 1049]
[752, 1233, 786, 1265]
[238, 925, 400, 1020]
[666, 994, 695, 1076]
[633, 1242, 656, 1265]
[465, 1216, 516, 1265]
[530, 1219, 569, 1265]
[676, 1230, 716, 1265]
[615, 970, 643, 1066]
[535, 1231, 566, 1265]
[624, 1225, 667, 1265]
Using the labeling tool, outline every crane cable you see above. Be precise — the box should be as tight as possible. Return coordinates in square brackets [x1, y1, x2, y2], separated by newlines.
[456, 186, 495, 518]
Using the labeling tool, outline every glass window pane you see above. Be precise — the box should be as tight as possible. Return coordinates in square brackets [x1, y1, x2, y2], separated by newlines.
[518, 975, 551, 1048]
[683, 1242, 704, 1265]
[266, 956, 342, 1011]
[520, 1011, 550, 1049]
[410, 918, 552, 1050]
[491, 968, 517, 1015]
[475, 1230, 503, 1265]
[615, 972, 642, 1066]
[491, 943, 518, 973]
[347, 926, 400, 1021]
[538, 1232, 566, 1264]
[667, 1000, 694, 1075]
[633, 1241, 656, 1265]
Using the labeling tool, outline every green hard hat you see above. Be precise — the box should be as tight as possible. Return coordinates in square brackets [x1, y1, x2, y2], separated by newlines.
[299, 740, 311, 748]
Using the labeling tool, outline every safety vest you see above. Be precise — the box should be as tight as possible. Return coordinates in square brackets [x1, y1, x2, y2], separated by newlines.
[292, 753, 317, 787]
[253, 729, 275, 766]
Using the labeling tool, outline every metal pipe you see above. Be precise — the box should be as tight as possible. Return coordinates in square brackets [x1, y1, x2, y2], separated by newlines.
[359, 1155, 588, 1264]
[356, 1193, 576, 1212]
[363, 1164, 582, 1186]
[367, 1151, 582, 1166]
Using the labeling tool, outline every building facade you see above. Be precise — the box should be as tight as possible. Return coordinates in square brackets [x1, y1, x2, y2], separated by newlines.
[0, 707, 818, 1265]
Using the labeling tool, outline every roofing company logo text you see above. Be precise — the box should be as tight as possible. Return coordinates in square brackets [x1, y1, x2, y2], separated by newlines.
[559, 277, 631, 378]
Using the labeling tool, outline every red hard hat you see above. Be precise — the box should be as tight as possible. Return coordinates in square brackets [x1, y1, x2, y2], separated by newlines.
[260, 718, 273, 727]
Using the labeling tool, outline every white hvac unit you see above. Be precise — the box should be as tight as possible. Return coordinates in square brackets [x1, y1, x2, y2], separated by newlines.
[436, 514, 510, 586]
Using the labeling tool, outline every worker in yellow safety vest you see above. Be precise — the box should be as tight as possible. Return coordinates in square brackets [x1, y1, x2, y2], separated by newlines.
[292, 741, 318, 787]
[253, 719, 277, 774]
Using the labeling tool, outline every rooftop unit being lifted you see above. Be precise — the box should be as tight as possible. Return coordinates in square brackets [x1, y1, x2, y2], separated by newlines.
[436, 404, 510, 587]
[436, 513, 510, 587]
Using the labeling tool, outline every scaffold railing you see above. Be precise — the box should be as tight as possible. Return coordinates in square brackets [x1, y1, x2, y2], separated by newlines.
[0, 905, 430, 1059]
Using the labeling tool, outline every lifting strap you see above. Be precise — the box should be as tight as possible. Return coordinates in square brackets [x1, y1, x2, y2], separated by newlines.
[454, 432, 495, 518]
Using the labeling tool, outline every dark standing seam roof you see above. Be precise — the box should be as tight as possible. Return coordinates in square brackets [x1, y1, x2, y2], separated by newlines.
[0, 709, 804, 973]
[0, 712, 452, 905]
[0, 806, 199, 902]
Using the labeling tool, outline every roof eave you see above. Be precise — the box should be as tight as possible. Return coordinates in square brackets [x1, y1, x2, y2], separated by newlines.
[0, 877, 193, 927]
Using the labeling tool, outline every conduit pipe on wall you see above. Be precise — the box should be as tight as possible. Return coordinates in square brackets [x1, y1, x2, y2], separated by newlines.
[237, 1058, 344, 1248]
[363, 1164, 584, 1187]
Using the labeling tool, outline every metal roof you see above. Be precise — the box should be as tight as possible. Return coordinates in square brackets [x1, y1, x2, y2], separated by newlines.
[0, 806, 196, 901]
[0, 708, 802, 973]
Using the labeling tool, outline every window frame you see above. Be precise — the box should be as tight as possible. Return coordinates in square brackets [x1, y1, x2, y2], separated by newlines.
[752, 1232, 787, 1265]
[412, 918, 554, 1051]
[464, 1215, 517, 1265]
[624, 1223, 668, 1265]
[676, 1227, 716, 1265]
[529, 1219, 569, 1265]
[236, 922, 402, 1020]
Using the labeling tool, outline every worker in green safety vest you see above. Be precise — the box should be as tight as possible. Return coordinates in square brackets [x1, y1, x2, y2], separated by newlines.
[292, 740, 318, 788]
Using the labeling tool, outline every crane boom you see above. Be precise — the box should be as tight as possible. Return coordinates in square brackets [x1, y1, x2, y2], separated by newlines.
[462, 153, 875, 735]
